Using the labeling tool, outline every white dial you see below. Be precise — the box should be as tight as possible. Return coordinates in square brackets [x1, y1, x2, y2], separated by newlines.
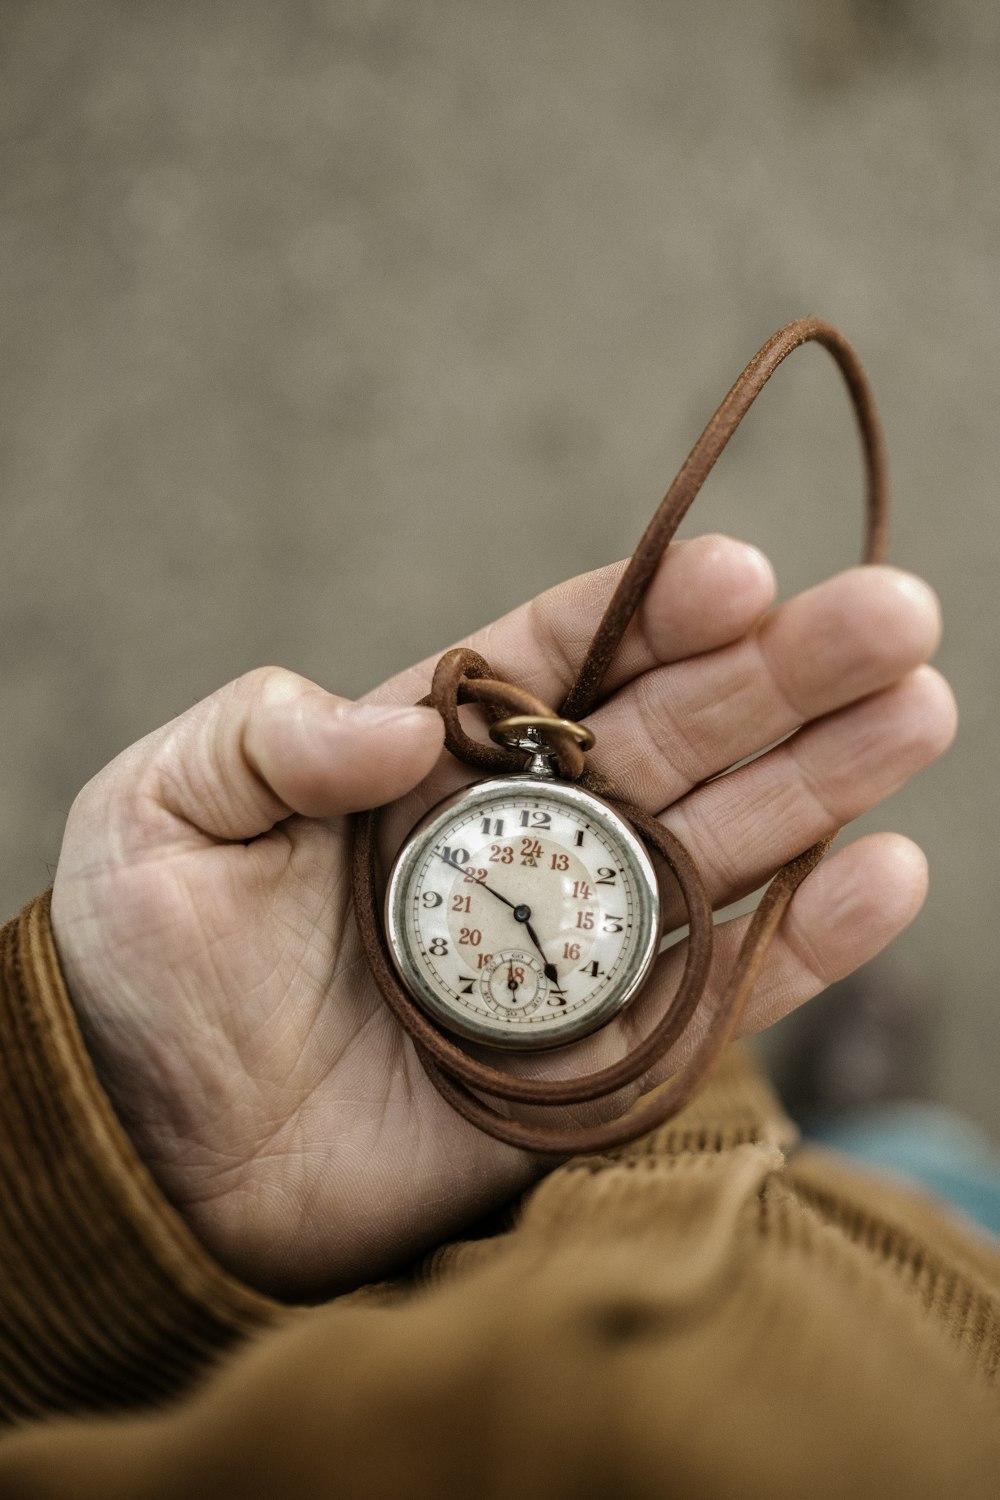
[385, 776, 661, 1050]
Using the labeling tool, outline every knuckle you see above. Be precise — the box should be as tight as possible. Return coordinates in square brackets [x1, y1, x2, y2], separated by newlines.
[779, 917, 828, 993]
[632, 668, 692, 782]
[751, 630, 805, 726]
[787, 747, 839, 828]
[525, 590, 581, 696]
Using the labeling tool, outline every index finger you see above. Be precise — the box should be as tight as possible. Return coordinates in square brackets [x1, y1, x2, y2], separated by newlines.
[368, 534, 776, 713]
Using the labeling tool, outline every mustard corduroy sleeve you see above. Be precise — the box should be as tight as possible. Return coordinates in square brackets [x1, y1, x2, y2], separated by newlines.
[1, 890, 1000, 1498]
[0, 893, 287, 1423]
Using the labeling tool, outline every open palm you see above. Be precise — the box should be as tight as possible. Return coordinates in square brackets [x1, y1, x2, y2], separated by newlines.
[51, 535, 954, 1298]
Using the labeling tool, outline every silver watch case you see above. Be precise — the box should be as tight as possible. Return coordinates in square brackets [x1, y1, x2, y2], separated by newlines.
[384, 773, 661, 1051]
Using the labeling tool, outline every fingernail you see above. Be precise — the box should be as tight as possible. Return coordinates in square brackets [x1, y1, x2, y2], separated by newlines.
[734, 541, 776, 591]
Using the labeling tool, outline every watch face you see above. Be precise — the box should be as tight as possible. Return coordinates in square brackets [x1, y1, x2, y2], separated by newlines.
[385, 776, 661, 1051]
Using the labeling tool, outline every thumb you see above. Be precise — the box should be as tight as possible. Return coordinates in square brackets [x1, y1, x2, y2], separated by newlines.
[126, 667, 445, 844]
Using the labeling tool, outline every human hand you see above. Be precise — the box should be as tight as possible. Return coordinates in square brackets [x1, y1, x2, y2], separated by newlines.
[51, 536, 955, 1297]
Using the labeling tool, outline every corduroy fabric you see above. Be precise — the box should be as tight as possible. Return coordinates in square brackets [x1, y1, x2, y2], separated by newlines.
[0, 893, 285, 1424]
[1, 894, 999, 1495]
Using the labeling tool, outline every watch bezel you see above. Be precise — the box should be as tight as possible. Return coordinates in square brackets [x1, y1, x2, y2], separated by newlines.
[384, 774, 661, 1051]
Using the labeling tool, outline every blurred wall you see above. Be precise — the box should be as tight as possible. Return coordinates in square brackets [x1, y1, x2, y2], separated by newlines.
[1, 1, 998, 1127]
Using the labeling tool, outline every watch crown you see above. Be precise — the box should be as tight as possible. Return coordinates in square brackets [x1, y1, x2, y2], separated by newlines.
[521, 731, 558, 779]
[488, 718, 596, 779]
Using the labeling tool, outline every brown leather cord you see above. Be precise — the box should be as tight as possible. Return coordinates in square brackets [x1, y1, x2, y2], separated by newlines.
[427, 649, 589, 781]
[351, 317, 889, 1155]
[559, 317, 888, 724]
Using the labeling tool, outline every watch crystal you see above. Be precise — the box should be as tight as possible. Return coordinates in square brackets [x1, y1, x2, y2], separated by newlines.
[385, 778, 660, 1050]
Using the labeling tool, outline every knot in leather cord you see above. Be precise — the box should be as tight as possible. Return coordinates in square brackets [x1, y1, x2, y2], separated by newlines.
[351, 317, 889, 1155]
[427, 647, 589, 781]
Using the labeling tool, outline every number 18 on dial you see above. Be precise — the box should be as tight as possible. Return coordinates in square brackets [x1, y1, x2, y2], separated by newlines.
[385, 774, 661, 1051]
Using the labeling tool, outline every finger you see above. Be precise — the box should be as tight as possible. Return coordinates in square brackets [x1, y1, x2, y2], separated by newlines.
[483, 831, 928, 1119]
[121, 668, 445, 845]
[371, 534, 776, 712]
[658, 665, 955, 926]
[641, 833, 929, 1075]
[586, 565, 942, 811]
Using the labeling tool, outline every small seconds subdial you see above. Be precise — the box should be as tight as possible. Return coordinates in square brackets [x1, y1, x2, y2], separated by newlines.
[385, 775, 661, 1051]
[481, 950, 547, 1015]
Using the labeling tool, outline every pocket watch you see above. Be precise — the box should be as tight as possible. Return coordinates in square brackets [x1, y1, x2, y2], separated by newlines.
[385, 721, 661, 1051]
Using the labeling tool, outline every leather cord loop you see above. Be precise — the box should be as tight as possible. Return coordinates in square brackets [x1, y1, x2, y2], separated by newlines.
[559, 317, 887, 725]
[350, 317, 889, 1154]
[488, 716, 596, 755]
[428, 649, 590, 781]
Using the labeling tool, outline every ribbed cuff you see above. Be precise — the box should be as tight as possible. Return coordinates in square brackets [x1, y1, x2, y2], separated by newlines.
[0, 893, 287, 1423]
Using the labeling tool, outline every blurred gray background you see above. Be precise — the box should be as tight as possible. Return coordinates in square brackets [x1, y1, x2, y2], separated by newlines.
[1, 1, 997, 1128]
